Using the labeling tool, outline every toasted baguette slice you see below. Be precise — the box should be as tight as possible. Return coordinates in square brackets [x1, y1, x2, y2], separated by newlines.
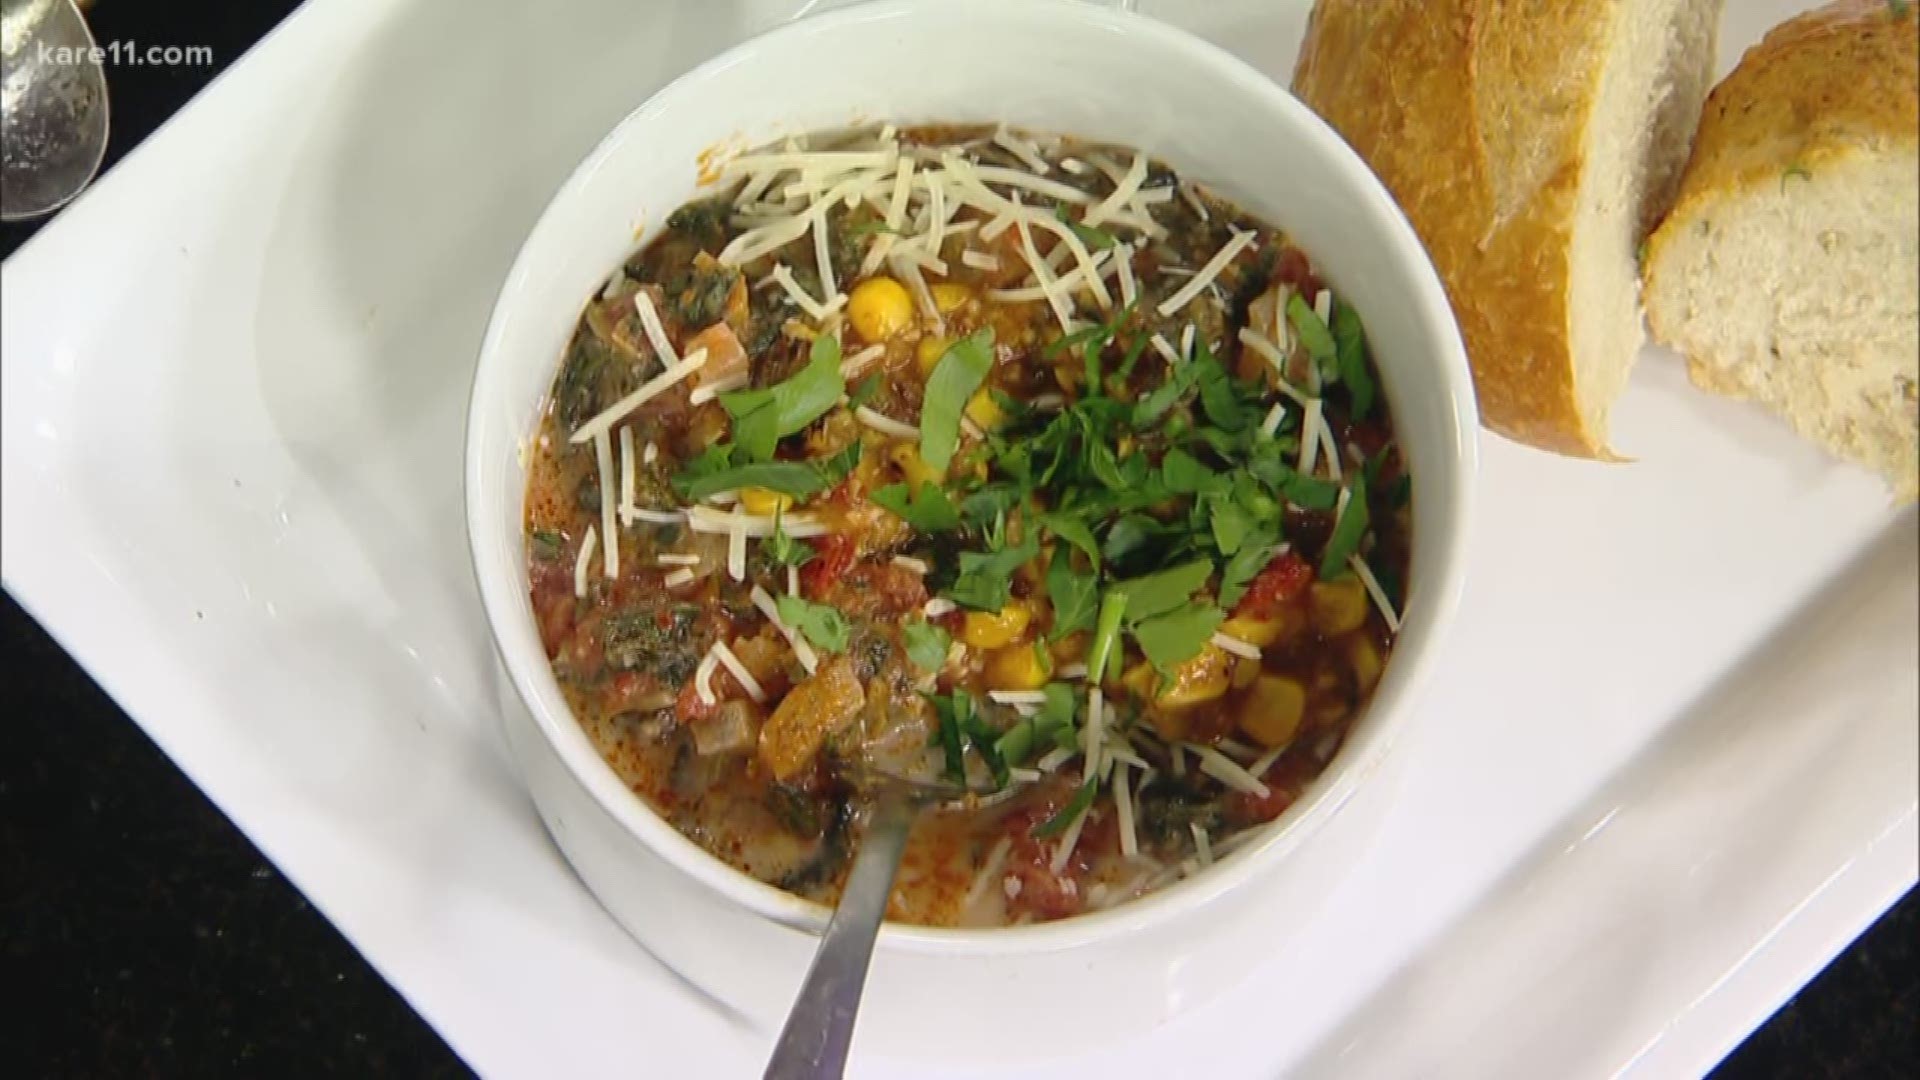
[1645, 1, 1919, 500]
[1294, 0, 1723, 457]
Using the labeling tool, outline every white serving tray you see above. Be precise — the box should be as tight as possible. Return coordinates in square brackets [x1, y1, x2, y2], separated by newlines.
[2, 0, 1912, 1076]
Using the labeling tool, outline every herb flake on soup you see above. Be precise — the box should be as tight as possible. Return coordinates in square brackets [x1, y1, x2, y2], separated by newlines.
[523, 124, 1411, 927]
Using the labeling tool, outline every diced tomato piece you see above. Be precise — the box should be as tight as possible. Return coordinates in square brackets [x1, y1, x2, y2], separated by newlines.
[1233, 552, 1314, 619]
[675, 675, 719, 725]
[801, 534, 857, 599]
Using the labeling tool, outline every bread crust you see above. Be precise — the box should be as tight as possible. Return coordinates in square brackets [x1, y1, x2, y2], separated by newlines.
[1649, 0, 1917, 258]
[1293, 0, 1628, 458]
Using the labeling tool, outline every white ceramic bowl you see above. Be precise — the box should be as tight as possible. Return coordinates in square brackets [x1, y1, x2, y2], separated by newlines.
[466, 0, 1477, 1062]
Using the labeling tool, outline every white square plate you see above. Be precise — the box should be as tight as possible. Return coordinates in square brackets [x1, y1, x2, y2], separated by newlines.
[3, 1, 1914, 1076]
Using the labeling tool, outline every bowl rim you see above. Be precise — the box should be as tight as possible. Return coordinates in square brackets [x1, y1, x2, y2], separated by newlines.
[465, 0, 1480, 957]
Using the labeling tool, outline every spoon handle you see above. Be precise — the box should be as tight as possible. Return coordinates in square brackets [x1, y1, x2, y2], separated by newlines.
[763, 787, 915, 1080]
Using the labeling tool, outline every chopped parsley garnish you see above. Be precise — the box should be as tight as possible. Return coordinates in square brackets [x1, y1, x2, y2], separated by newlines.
[723, 335, 846, 461]
[1044, 546, 1099, 641]
[919, 329, 995, 471]
[775, 594, 852, 653]
[1318, 474, 1371, 580]
[1331, 299, 1375, 419]
[1030, 779, 1098, 838]
[903, 621, 952, 672]
[765, 510, 816, 567]
[871, 482, 963, 532]
[1286, 292, 1338, 384]
[944, 534, 1039, 612]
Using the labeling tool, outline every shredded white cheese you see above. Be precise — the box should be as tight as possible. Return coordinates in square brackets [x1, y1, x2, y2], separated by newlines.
[1261, 402, 1287, 437]
[662, 567, 697, 589]
[1191, 743, 1272, 797]
[968, 162, 1094, 205]
[1115, 762, 1139, 860]
[727, 522, 747, 581]
[594, 430, 618, 579]
[987, 690, 1050, 706]
[1350, 554, 1403, 632]
[923, 598, 958, 618]
[643, 440, 659, 465]
[1180, 323, 1197, 363]
[656, 553, 700, 567]
[693, 646, 722, 705]
[991, 127, 1052, 174]
[1314, 288, 1332, 326]
[1191, 822, 1214, 866]
[1299, 397, 1326, 476]
[1010, 197, 1076, 334]
[1059, 157, 1090, 175]
[1084, 151, 1147, 228]
[712, 640, 767, 704]
[573, 526, 597, 598]
[1035, 746, 1075, 773]
[1210, 631, 1263, 660]
[1049, 801, 1091, 875]
[770, 263, 845, 322]
[618, 426, 636, 523]
[960, 249, 1000, 272]
[1056, 663, 1088, 681]
[963, 837, 1014, 912]
[1248, 742, 1289, 781]
[840, 343, 887, 379]
[1179, 182, 1211, 222]
[1150, 334, 1183, 367]
[1157, 229, 1256, 318]
[569, 349, 709, 445]
[891, 555, 930, 574]
[787, 566, 800, 598]
[688, 371, 749, 405]
[1238, 328, 1312, 406]
[1115, 242, 1138, 308]
[854, 406, 920, 440]
[1318, 414, 1345, 482]
[632, 289, 678, 367]
[750, 584, 820, 674]
[1085, 688, 1106, 777]
[624, 507, 683, 526]
[687, 506, 827, 538]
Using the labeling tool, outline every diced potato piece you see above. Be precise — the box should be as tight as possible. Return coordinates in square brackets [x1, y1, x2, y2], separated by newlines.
[1349, 635, 1383, 693]
[930, 282, 972, 314]
[1219, 614, 1285, 649]
[889, 442, 944, 489]
[1230, 656, 1260, 690]
[1309, 578, 1368, 636]
[985, 642, 1053, 692]
[917, 334, 952, 377]
[684, 322, 750, 391]
[691, 700, 762, 757]
[739, 486, 795, 515]
[848, 277, 915, 342]
[960, 601, 1032, 650]
[757, 658, 866, 780]
[1125, 648, 1233, 742]
[1237, 675, 1306, 749]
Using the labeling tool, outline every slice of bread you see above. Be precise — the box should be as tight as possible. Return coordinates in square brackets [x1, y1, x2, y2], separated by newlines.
[1293, 0, 1723, 457]
[1644, 0, 1919, 500]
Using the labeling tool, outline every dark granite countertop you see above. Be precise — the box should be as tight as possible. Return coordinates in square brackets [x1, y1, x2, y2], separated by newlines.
[1, 2, 1913, 1076]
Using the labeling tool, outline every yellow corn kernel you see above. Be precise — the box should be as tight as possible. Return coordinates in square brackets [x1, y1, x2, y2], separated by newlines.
[984, 642, 1052, 692]
[738, 486, 795, 516]
[917, 334, 952, 376]
[965, 388, 1008, 432]
[1309, 578, 1369, 636]
[930, 282, 972, 315]
[849, 277, 915, 342]
[1237, 675, 1306, 749]
[888, 443, 944, 488]
[1117, 435, 1136, 459]
[1349, 635, 1383, 692]
[1219, 615, 1285, 649]
[960, 601, 1033, 650]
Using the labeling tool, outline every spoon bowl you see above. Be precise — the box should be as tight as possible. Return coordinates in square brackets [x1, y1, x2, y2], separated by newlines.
[1, 0, 108, 221]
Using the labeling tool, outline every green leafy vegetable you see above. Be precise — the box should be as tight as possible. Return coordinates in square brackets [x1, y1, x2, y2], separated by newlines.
[775, 594, 852, 653]
[1132, 601, 1225, 670]
[944, 534, 1039, 612]
[1045, 546, 1099, 641]
[926, 691, 970, 782]
[723, 335, 845, 461]
[1112, 560, 1213, 623]
[871, 482, 963, 532]
[960, 712, 1011, 788]
[1331, 300, 1375, 419]
[1160, 449, 1222, 495]
[1286, 292, 1337, 383]
[1055, 205, 1118, 250]
[679, 460, 834, 501]
[1217, 530, 1279, 610]
[919, 329, 995, 471]
[1318, 474, 1371, 580]
[1037, 511, 1102, 567]
[1132, 360, 1204, 427]
[1085, 592, 1129, 685]
[848, 372, 884, 410]
[1031, 780, 1098, 838]
[903, 621, 952, 672]
[765, 510, 816, 568]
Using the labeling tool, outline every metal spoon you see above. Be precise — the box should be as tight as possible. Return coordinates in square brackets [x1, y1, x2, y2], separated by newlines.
[1, 0, 108, 221]
[763, 765, 989, 1080]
